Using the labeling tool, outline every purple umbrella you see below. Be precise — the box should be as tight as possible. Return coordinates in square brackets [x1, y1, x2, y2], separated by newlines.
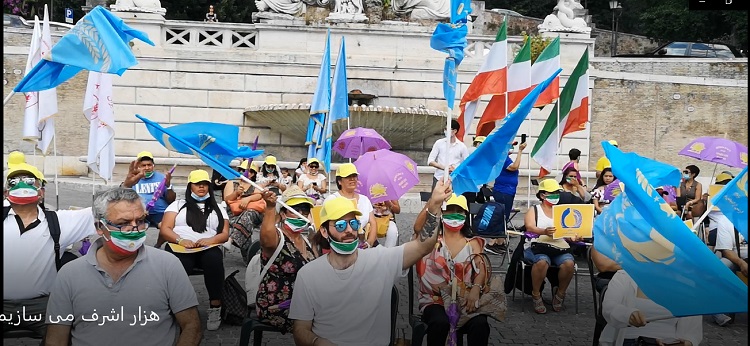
[334, 127, 392, 159]
[678, 137, 748, 168]
[447, 301, 460, 346]
[352, 149, 419, 204]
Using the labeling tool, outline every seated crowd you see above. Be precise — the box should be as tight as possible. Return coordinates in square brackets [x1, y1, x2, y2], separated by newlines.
[3, 148, 746, 346]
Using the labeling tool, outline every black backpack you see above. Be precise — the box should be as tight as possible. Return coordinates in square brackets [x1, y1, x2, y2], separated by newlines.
[4, 205, 78, 271]
[471, 201, 507, 238]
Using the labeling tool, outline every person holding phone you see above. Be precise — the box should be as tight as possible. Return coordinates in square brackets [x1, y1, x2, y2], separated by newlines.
[297, 158, 327, 205]
[599, 269, 702, 346]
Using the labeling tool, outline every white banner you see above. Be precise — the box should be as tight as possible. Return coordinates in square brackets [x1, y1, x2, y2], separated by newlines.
[84, 72, 115, 181]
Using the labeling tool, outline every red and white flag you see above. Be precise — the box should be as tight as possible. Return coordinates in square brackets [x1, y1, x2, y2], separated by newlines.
[456, 21, 508, 141]
[37, 4, 59, 155]
[22, 16, 42, 142]
[84, 72, 115, 181]
[530, 37, 561, 107]
[476, 38, 532, 136]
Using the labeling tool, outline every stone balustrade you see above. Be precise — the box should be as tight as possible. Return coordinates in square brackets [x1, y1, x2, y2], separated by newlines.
[162, 20, 258, 49]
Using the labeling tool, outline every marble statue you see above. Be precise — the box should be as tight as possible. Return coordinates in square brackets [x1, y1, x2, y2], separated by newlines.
[392, 0, 449, 21]
[110, 0, 166, 15]
[327, 0, 367, 22]
[538, 0, 591, 33]
[255, 0, 305, 16]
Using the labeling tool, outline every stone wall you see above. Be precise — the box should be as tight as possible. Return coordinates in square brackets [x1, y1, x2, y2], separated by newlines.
[588, 58, 748, 178]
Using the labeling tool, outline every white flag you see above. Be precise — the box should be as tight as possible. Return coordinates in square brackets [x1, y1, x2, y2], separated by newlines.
[22, 16, 42, 141]
[84, 72, 115, 181]
[37, 4, 59, 155]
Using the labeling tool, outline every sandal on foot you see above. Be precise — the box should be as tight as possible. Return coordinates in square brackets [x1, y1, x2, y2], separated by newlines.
[552, 293, 565, 312]
[532, 294, 546, 314]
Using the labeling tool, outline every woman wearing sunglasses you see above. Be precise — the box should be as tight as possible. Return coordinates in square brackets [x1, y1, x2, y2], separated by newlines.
[160, 169, 229, 331]
[297, 158, 327, 205]
[675, 165, 705, 220]
[255, 185, 316, 333]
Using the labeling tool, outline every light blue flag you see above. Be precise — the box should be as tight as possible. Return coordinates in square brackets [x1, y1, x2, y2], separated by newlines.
[14, 6, 154, 93]
[450, 68, 562, 195]
[330, 37, 350, 124]
[430, 0, 470, 109]
[594, 142, 748, 317]
[306, 30, 331, 162]
[136, 115, 264, 179]
[712, 166, 748, 240]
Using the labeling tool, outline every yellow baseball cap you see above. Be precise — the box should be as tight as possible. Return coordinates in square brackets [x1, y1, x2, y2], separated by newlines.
[319, 196, 362, 224]
[539, 179, 563, 193]
[281, 185, 314, 207]
[473, 136, 486, 144]
[715, 172, 733, 184]
[7, 151, 25, 166]
[6, 162, 45, 181]
[445, 194, 468, 212]
[264, 155, 277, 165]
[136, 151, 154, 161]
[308, 158, 321, 166]
[187, 169, 211, 184]
[336, 163, 358, 178]
[239, 160, 259, 172]
[608, 140, 618, 147]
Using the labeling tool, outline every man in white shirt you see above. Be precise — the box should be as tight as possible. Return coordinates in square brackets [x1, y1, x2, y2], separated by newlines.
[289, 180, 453, 346]
[3, 162, 97, 340]
[427, 119, 469, 191]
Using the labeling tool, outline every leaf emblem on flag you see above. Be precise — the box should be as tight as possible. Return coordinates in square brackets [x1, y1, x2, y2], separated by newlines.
[740, 152, 747, 165]
[69, 18, 111, 72]
[618, 228, 676, 265]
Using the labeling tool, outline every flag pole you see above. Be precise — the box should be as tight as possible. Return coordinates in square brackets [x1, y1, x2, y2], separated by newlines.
[92, 171, 96, 207]
[524, 94, 530, 210]
[3, 91, 15, 106]
[585, 120, 592, 187]
[53, 133, 60, 211]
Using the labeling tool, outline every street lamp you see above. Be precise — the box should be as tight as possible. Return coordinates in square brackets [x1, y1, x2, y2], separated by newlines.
[609, 0, 623, 56]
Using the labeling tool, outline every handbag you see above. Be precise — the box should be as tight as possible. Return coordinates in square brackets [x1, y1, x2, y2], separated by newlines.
[440, 252, 506, 327]
[374, 214, 391, 238]
[228, 196, 267, 216]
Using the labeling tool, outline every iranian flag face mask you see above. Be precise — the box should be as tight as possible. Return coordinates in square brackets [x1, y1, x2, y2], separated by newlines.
[7, 181, 40, 205]
[442, 213, 466, 232]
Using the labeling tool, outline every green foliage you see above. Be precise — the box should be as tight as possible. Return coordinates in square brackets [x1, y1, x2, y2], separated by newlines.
[486, 0, 747, 51]
[215, 0, 256, 23]
[522, 31, 552, 63]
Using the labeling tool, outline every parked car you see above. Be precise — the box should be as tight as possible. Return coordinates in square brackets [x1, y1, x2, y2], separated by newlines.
[4, 13, 32, 28]
[489, 8, 523, 17]
[617, 41, 745, 58]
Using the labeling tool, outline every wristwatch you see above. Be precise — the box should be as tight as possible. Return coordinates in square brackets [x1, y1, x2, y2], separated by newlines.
[176, 237, 184, 244]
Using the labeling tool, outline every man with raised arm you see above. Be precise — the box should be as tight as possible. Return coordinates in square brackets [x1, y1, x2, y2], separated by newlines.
[289, 180, 452, 346]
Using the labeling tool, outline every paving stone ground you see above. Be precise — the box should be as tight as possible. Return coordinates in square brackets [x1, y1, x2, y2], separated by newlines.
[5, 184, 748, 346]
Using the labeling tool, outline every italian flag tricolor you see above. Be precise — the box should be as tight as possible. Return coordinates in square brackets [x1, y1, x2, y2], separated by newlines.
[531, 37, 561, 107]
[456, 22, 508, 141]
[531, 48, 589, 177]
[476, 38, 532, 136]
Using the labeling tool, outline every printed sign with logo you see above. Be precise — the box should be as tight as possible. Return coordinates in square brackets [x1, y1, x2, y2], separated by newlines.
[553, 204, 595, 239]
[65, 8, 74, 23]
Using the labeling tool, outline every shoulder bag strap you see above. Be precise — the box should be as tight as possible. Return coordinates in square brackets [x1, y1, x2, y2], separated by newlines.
[259, 227, 285, 280]
[44, 210, 63, 271]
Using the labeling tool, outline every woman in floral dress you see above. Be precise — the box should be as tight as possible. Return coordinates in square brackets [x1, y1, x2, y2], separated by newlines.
[255, 185, 316, 332]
